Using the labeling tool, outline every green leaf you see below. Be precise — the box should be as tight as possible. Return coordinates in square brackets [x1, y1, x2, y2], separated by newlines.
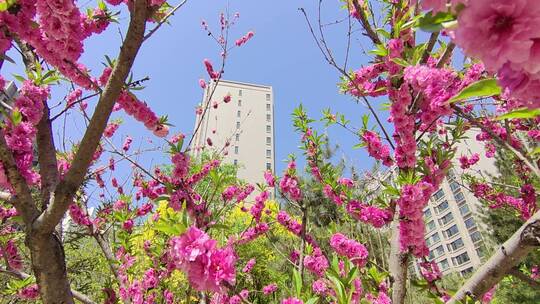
[496, 108, 540, 120]
[449, 78, 501, 103]
[391, 57, 409, 67]
[531, 147, 540, 156]
[11, 109, 22, 126]
[416, 11, 456, 32]
[305, 297, 319, 304]
[293, 269, 302, 297]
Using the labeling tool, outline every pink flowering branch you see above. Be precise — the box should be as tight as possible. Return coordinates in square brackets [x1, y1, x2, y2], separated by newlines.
[508, 267, 540, 289]
[448, 209, 540, 303]
[35, 0, 151, 235]
[0, 267, 97, 304]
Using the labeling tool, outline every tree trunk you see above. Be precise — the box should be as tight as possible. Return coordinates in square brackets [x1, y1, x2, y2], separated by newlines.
[448, 211, 540, 303]
[389, 211, 408, 304]
[27, 231, 74, 304]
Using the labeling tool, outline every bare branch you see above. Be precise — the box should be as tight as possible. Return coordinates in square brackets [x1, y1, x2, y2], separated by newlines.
[34, 0, 151, 234]
[448, 211, 540, 303]
[143, 0, 189, 42]
[351, 0, 382, 45]
[509, 267, 540, 289]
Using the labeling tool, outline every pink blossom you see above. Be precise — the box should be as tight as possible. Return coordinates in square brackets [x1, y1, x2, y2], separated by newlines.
[242, 258, 256, 273]
[264, 171, 275, 187]
[123, 219, 134, 232]
[17, 284, 39, 300]
[329, 233, 369, 267]
[263, 283, 278, 295]
[303, 248, 329, 277]
[282, 297, 303, 304]
[312, 279, 328, 295]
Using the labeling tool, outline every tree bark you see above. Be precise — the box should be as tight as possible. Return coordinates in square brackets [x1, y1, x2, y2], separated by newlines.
[27, 232, 73, 303]
[388, 209, 408, 304]
[448, 211, 540, 303]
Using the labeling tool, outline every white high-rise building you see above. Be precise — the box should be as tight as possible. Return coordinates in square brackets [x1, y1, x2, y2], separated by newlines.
[191, 80, 275, 187]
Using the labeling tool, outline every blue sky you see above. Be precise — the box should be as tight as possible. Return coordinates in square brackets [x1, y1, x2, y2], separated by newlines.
[4, 0, 381, 180]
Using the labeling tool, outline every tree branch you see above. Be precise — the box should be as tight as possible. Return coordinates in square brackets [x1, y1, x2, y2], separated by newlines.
[34, 0, 151, 234]
[448, 211, 540, 303]
[0, 267, 97, 304]
[351, 0, 381, 45]
[508, 267, 540, 289]
[388, 207, 408, 304]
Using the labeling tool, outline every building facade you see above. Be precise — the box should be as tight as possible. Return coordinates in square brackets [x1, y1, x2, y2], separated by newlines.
[191, 80, 275, 187]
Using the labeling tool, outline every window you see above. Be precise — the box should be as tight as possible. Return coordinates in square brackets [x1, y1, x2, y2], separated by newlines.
[470, 231, 482, 243]
[266, 114, 271, 122]
[427, 220, 436, 232]
[235, 134, 240, 141]
[461, 267, 474, 276]
[266, 149, 271, 158]
[432, 245, 444, 258]
[233, 159, 238, 165]
[424, 208, 432, 219]
[238, 100, 242, 106]
[447, 238, 464, 252]
[237, 110, 241, 118]
[439, 212, 454, 226]
[454, 191, 465, 202]
[435, 200, 449, 214]
[438, 259, 449, 271]
[234, 146, 239, 154]
[266, 137, 271, 145]
[444, 224, 459, 239]
[426, 232, 440, 247]
[266, 125, 271, 133]
[266, 103, 271, 111]
[236, 122, 240, 129]
[433, 189, 445, 201]
[459, 204, 470, 216]
[238, 89, 242, 96]
[266, 93, 270, 101]
[452, 252, 470, 266]
[464, 217, 476, 229]
[266, 163, 272, 170]
[450, 181, 460, 192]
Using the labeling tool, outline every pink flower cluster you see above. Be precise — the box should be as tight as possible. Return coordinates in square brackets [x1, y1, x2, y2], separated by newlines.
[17, 284, 40, 300]
[361, 130, 394, 166]
[454, 0, 540, 108]
[2, 240, 22, 270]
[117, 90, 169, 138]
[459, 153, 480, 169]
[282, 298, 303, 304]
[171, 152, 190, 183]
[68, 204, 92, 226]
[276, 211, 318, 247]
[397, 182, 434, 257]
[312, 279, 328, 295]
[329, 233, 369, 267]
[531, 265, 539, 280]
[264, 171, 276, 187]
[263, 283, 278, 295]
[472, 182, 537, 220]
[168, 226, 236, 293]
[389, 84, 416, 169]
[237, 222, 269, 245]
[221, 185, 239, 201]
[250, 191, 269, 222]
[280, 173, 302, 201]
[242, 258, 256, 273]
[346, 200, 393, 228]
[419, 261, 442, 282]
[235, 31, 254, 47]
[204, 59, 221, 80]
[347, 63, 387, 97]
[304, 247, 329, 277]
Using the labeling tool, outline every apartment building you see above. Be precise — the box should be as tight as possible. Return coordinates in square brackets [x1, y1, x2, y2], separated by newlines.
[191, 80, 275, 187]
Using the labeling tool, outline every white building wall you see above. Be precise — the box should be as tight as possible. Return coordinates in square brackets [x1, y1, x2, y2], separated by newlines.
[192, 80, 275, 187]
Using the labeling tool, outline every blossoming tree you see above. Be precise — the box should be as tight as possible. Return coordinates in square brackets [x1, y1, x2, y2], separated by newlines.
[0, 0, 540, 303]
